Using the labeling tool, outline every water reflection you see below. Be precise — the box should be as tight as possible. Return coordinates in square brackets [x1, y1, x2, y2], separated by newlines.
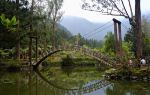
[61, 66, 74, 76]
[35, 69, 111, 95]
[41, 66, 104, 90]
[0, 67, 150, 95]
[105, 81, 150, 95]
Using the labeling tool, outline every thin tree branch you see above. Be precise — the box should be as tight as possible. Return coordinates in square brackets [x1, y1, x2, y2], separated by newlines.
[128, 0, 133, 17]
[120, 0, 130, 18]
[82, 0, 129, 18]
[103, 13, 127, 17]
[109, 0, 127, 18]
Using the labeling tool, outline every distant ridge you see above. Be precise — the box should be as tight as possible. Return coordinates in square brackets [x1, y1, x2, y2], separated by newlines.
[60, 16, 130, 40]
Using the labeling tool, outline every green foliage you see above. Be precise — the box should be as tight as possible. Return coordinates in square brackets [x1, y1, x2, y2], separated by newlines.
[143, 37, 150, 56]
[0, 0, 104, 53]
[142, 16, 150, 56]
[61, 55, 74, 66]
[0, 0, 30, 49]
[122, 41, 134, 57]
[101, 32, 115, 56]
[106, 64, 150, 81]
[70, 33, 103, 49]
[124, 15, 150, 56]
[0, 49, 15, 59]
[0, 14, 18, 32]
[116, 68, 132, 77]
[0, 59, 20, 67]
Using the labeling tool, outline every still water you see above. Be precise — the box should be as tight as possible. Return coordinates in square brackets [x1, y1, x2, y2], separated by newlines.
[0, 66, 150, 95]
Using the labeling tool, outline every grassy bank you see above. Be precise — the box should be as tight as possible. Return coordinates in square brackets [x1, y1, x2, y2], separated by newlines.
[105, 66, 150, 81]
[0, 59, 21, 72]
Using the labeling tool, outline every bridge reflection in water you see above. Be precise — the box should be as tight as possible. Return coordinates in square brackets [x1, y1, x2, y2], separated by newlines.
[23, 66, 110, 95]
[35, 69, 111, 95]
[1, 67, 150, 95]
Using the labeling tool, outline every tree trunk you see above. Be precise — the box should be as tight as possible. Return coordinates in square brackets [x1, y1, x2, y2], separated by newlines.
[135, 0, 142, 58]
[29, 37, 32, 66]
[15, 0, 20, 60]
[52, 21, 56, 49]
[15, 39, 20, 59]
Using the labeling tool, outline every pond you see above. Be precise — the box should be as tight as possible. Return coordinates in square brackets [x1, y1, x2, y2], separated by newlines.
[0, 66, 150, 95]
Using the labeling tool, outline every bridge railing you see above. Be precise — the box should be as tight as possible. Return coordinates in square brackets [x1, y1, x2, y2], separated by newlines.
[31, 45, 118, 68]
[73, 45, 117, 67]
[32, 45, 72, 65]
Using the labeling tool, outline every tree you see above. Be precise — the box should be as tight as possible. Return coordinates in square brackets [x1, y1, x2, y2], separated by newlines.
[15, 0, 20, 59]
[125, 15, 150, 56]
[124, 28, 136, 55]
[31, 0, 64, 49]
[0, 14, 18, 49]
[82, 0, 142, 58]
[0, 0, 74, 60]
[46, 0, 64, 48]
[102, 32, 115, 55]
[122, 41, 134, 57]
[142, 16, 150, 56]
[0, 0, 30, 49]
[75, 33, 82, 45]
[0, 0, 36, 60]
[0, 14, 18, 31]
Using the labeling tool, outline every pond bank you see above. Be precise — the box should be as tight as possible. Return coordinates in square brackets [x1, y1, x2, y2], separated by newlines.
[0, 59, 23, 72]
[105, 67, 150, 81]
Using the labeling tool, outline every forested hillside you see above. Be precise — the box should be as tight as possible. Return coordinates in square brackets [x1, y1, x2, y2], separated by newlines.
[0, 0, 102, 59]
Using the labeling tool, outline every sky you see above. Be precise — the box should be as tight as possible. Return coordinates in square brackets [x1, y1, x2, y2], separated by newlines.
[62, 0, 150, 23]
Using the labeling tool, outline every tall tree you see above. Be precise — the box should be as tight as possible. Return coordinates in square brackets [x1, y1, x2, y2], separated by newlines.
[124, 28, 136, 55]
[46, 0, 63, 48]
[142, 16, 150, 56]
[15, 0, 20, 59]
[0, 0, 30, 49]
[103, 32, 115, 55]
[135, 0, 142, 58]
[125, 15, 150, 56]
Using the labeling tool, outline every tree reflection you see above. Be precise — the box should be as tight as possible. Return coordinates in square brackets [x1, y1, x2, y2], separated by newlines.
[105, 81, 150, 95]
[61, 66, 74, 76]
[105, 83, 127, 95]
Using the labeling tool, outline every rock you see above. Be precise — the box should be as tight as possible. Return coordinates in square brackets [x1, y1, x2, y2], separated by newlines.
[143, 77, 148, 81]
[132, 76, 138, 80]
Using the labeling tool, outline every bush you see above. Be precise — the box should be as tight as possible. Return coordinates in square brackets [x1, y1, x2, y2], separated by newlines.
[0, 49, 14, 59]
[61, 55, 74, 66]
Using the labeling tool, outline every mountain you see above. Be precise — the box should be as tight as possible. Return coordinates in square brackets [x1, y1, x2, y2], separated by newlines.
[57, 23, 72, 37]
[60, 16, 130, 40]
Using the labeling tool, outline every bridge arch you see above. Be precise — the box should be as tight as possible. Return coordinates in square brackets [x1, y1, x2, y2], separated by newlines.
[33, 46, 116, 69]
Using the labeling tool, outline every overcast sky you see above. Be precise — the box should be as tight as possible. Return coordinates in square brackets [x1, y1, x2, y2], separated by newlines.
[62, 0, 150, 23]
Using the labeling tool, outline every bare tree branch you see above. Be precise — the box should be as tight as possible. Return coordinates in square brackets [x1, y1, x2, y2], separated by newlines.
[82, 0, 130, 18]
[120, 0, 129, 18]
[128, 0, 133, 17]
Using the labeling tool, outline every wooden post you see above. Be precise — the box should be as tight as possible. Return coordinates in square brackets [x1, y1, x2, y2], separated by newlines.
[118, 22, 122, 54]
[113, 20, 118, 54]
[113, 18, 122, 55]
